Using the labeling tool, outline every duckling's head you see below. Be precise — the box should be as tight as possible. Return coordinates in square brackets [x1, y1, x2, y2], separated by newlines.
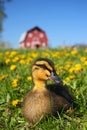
[32, 58, 63, 84]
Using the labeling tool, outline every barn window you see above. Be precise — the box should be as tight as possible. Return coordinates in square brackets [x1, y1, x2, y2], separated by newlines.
[39, 33, 44, 38]
[27, 42, 30, 47]
[28, 33, 33, 38]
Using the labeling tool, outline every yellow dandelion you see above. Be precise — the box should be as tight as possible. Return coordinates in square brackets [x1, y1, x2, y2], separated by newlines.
[64, 64, 71, 70]
[64, 77, 70, 82]
[71, 49, 78, 55]
[31, 52, 39, 58]
[75, 64, 83, 71]
[0, 74, 8, 81]
[27, 76, 32, 81]
[80, 57, 87, 62]
[59, 66, 66, 71]
[83, 61, 87, 66]
[10, 51, 17, 56]
[12, 79, 18, 87]
[69, 75, 75, 80]
[65, 53, 69, 57]
[26, 57, 33, 62]
[10, 65, 17, 71]
[12, 57, 19, 63]
[52, 52, 60, 57]
[19, 59, 26, 64]
[12, 99, 19, 106]
[69, 64, 83, 72]
[41, 52, 50, 57]
[69, 67, 75, 73]
[64, 75, 75, 83]
[5, 51, 10, 55]
[66, 61, 73, 65]
[20, 54, 25, 59]
[5, 59, 10, 65]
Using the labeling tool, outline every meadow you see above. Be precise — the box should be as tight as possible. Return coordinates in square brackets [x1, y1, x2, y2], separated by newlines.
[0, 48, 87, 130]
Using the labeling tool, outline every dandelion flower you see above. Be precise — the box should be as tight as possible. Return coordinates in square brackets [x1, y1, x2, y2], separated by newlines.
[5, 59, 10, 65]
[75, 64, 83, 71]
[10, 65, 17, 71]
[27, 76, 32, 81]
[5, 51, 10, 55]
[80, 57, 87, 62]
[69, 67, 75, 73]
[19, 59, 26, 64]
[10, 51, 17, 57]
[71, 49, 78, 55]
[12, 57, 19, 63]
[69, 75, 75, 80]
[12, 79, 18, 87]
[83, 61, 87, 66]
[12, 99, 19, 106]
[64, 75, 75, 83]
[0, 74, 8, 81]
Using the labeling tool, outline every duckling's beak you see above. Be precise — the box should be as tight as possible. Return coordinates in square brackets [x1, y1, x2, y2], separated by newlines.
[49, 71, 63, 84]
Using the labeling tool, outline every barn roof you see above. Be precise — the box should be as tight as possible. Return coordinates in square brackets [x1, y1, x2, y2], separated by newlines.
[19, 26, 46, 44]
[27, 26, 45, 33]
[19, 32, 27, 43]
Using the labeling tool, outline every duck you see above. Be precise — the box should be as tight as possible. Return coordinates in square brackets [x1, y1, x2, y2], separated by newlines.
[22, 58, 74, 124]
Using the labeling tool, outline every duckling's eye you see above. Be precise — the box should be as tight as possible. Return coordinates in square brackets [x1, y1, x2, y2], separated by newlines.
[46, 74, 49, 77]
[34, 67, 39, 70]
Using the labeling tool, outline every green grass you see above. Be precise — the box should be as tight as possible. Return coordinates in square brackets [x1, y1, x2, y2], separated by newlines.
[0, 48, 87, 130]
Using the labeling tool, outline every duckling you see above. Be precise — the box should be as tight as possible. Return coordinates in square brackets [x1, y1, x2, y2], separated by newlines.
[22, 58, 74, 124]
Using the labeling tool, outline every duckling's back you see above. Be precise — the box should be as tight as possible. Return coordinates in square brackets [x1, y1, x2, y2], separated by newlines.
[22, 89, 52, 124]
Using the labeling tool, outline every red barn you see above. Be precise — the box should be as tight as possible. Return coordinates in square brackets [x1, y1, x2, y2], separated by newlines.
[19, 26, 48, 49]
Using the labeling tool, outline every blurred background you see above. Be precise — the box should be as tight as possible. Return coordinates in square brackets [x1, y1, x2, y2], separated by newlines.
[0, 0, 87, 49]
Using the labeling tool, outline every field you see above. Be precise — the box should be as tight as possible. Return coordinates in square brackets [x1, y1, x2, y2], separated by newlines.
[0, 48, 87, 130]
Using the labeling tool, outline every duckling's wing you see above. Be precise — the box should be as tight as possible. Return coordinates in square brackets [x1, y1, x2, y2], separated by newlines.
[46, 84, 74, 104]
